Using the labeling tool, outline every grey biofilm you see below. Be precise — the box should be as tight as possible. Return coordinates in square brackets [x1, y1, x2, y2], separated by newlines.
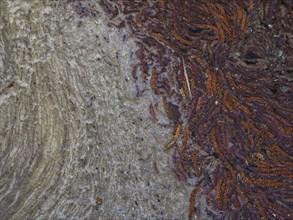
[0, 1, 190, 220]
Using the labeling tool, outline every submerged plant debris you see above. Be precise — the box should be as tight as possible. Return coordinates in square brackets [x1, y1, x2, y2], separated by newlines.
[69, 0, 293, 219]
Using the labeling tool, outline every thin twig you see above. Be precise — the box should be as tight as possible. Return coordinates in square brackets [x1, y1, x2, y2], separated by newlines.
[0, 81, 14, 95]
[182, 57, 192, 99]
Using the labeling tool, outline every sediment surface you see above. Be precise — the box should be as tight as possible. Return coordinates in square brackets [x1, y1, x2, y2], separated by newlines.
[0, 1, 189, 219]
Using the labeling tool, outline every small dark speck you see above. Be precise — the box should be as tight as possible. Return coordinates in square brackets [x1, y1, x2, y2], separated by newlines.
[188, 26, 203, 33]
[211, 152, 218, 159]
[245, 51, 259, 59]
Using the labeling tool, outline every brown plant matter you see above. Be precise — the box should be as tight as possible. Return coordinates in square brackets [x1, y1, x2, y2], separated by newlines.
[73, 0, 293, 219]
